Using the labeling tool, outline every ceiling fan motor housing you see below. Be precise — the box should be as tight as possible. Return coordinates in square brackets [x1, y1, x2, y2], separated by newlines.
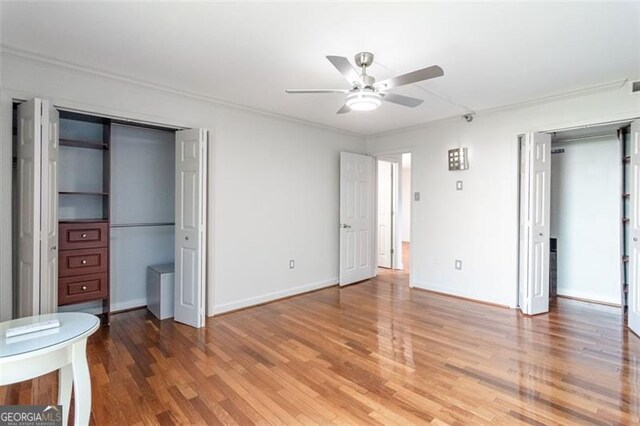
[354, 52, 374, 68]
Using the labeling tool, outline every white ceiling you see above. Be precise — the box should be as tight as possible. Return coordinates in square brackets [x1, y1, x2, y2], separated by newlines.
[1, 2, 638, 135]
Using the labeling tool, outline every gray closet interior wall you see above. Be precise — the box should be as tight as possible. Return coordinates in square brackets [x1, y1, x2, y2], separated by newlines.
[110, 124, 175, 310]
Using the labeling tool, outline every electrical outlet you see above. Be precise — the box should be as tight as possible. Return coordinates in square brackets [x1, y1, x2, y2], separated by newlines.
[456, 180, 463, 191]
[455, 260, 463, 270]
[414, 192, 421, 201]
[289, 259, 295, 269]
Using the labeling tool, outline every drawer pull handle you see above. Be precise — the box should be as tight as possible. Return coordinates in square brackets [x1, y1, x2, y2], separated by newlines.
[81, 285, 87, 291]
[81, 233, 87, 238]
[81, 259, 87, 265]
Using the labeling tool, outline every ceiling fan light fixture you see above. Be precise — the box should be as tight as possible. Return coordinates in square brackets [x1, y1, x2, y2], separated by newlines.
[345, 91, 381, 111]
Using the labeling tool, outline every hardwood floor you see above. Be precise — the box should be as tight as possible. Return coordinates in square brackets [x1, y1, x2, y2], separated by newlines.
[2, 263, 639, 425]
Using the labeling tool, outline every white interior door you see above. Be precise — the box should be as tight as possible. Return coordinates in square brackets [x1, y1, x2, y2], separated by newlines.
[518, 132, 551, 315]
[174, 128, 208, 328]
[377, 160, 392, 268]
[628, 120, 640, 336]
[17, 99, 42, 318]
[340, 152, 375, 286]
[40, 105, 59, 314]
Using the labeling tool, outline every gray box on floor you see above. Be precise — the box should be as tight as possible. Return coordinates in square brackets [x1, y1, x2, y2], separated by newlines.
[147, 263, 175, 320]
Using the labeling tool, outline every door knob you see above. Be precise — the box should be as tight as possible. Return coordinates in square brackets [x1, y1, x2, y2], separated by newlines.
[81, 259, 87, 265]
[341, 223, 351, 229]
[81, 285, 87, 291]
[81, 233, 87, 238]
[634, 237, 638, 242]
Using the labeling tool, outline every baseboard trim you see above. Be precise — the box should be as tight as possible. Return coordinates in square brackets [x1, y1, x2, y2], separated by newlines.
[412, 281, 511, 309]
[111, 298, 147, 313]
[556, 294, 621, 308]
[111, 305, 147, 315]
[213, 278, 338, 315]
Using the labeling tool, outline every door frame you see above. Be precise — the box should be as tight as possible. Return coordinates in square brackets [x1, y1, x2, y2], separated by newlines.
[515, 118, 640, 312]
[376, 155, 403, 270]
[0, 88, 215, 320]
[371, 148, 414, 286]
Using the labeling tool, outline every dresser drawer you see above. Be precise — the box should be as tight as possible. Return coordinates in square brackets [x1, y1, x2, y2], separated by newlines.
[58, 273, 108, 305]
[59, 222, 108, 250]
[59, 247, 108, 277]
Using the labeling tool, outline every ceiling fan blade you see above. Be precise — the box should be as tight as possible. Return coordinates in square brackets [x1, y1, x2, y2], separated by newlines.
[381, 93, 424, 108]
[286, 89, 349, 94]
[375, 65, 444, 90]
[336, 105, 351, 114]
[326, 56, 362, 87]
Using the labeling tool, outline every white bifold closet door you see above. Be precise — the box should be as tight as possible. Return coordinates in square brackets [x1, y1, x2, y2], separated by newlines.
[628, 120, 640, 337]
[174, 129, 208, 328]
[518, 132, 551, 315]
[17, 98, 59, 317]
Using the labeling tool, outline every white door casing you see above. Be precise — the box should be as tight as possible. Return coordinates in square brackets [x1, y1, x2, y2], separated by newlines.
[174, 128, 208, 328]
[391, 161, 402, 270]
[518, 136, 528, 311]
[340, 152, 375, 286]
[518, 132, 551, 315]
[17, 99, 42, 318]
[377, 160, 392, 268]
[628, 120, 640, 336]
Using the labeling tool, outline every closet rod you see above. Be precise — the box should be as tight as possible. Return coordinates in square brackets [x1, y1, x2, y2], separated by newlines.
[553, 133, 618, 144]
[110, 222, 175, 228]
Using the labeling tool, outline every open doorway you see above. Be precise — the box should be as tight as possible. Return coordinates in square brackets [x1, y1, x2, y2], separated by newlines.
[518, 121, 635, 319]
[376, 153, 411, 279]
[549, 124, 626, 309]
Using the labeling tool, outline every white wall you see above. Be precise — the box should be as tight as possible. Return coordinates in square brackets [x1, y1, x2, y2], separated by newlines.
[367, 85, 639, 307]
[0, 51, 366, 318]
[550, 136, 621, 305]
[401, 153, 411, 242]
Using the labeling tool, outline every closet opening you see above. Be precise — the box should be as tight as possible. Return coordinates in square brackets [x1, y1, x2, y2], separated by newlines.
[11, 102, 179, 323]
[549, 123, 630, 310]
[375, 152, 411, 283]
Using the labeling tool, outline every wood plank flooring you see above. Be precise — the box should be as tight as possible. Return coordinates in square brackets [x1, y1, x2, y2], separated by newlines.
[2, 261, 639, 424]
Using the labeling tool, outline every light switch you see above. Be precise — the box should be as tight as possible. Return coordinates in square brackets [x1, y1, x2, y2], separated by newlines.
[414, 192, 420, 201]
[455, 260, 463, 270]
[456, 181, 463, 191]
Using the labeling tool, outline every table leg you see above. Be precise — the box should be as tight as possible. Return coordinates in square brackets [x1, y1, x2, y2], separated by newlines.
[71, 339, 91, 426]
[58, 363, 72, 425]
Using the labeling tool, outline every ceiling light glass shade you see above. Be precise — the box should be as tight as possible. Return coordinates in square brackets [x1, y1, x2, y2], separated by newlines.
[345, 91, 381, 111]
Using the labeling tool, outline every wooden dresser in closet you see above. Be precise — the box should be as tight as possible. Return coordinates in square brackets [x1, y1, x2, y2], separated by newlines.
[58, 221, 109, 316]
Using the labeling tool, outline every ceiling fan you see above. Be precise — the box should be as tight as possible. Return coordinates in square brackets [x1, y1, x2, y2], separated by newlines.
[285, 52, 444, 114]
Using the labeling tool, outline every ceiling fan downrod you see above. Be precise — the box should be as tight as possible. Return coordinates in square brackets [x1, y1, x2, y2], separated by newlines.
[354, 52, 375, 88]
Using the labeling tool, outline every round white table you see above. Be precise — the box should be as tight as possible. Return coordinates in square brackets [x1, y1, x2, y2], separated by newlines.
[0, 312, 100, 426]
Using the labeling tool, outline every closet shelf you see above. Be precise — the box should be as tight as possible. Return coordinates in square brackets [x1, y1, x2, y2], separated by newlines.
[59, 191, 109, 196]
[59, 218, 108, 224]
[60, 138, 108, 150]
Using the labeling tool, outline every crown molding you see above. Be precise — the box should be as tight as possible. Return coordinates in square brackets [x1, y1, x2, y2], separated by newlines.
[0, 45, 365, 139]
